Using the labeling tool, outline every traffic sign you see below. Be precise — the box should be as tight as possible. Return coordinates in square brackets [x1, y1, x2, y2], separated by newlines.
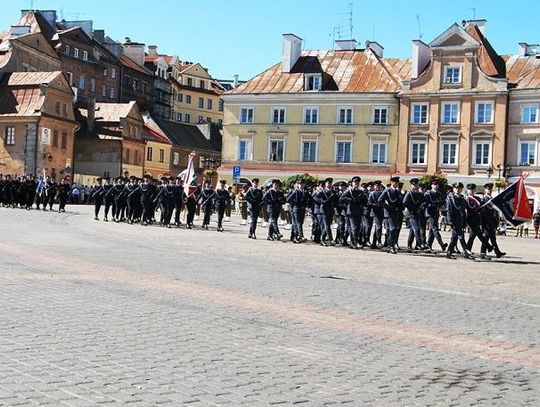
[233, 176, 240, 184]
[232, 166, 241, 177]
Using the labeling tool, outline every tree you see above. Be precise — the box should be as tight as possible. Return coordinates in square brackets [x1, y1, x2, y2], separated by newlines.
[419, 171, 448, 191]
[283, 173, 320, 190]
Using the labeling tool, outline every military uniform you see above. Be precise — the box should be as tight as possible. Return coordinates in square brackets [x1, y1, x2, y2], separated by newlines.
[368, 183, 384, 248]
[445, 182, 472, 258]
[286, 180, 309, 243]
[198, 184, 216, 229]
[403, 178, 425, 251]
[263, 180, 285, 240]
[245, 181, 264, 238]
[215, 181, 229, 231]
[378, 177, 402, 253]
[340, 176, 367, 249]
[481, 183, 506, 258]
[425, 185, 447, 251]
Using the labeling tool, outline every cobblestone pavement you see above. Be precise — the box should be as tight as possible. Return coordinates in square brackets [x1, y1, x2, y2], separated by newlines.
[0, 205, 540, 406]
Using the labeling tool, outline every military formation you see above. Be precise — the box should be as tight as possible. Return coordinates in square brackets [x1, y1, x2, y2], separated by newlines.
[0, 174, 71, 212]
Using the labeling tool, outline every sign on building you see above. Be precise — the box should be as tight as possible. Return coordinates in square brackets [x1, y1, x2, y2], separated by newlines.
[41, 128, 51, 145]
[232, 165, 241, 184]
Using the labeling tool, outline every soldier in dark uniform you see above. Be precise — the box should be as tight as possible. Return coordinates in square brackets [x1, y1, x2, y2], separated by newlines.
[417, 183, 429, 249]
[245, 178, 263, 239]
[139, 175, 156, 226]
[214, 180, 229, 232]
[154, 177, 175, 228]
[378, 176, 402, 254]
[125, 177, 140, 224]
[340, 176, 367, 249]
[102, 177, 114, 221]
[395, 182, 405, 245]
[46, 177, 58, 211]
[445, 182, 473, 259]
[310, 181, 324, 244]
[108, 177, 124, 221]
[287, 178, 309, 243]
[263, 179, 286, 240]
[114, 178, 128, 222]
[465, 183, 492, 258]
[198, 180, 215, 229]
[403, 178, 425, 252]
[334, 181, 349, 246]
[368, 181, 384, 249]
[481, 183, 506, 258]
[173, 178, 186, 227]
[313, 177, 336, 246]
[57, 177, 71, 212]
[425, 180, 448, 252]
[90, 178, 105, 220]
[35, 175, 46, 210]
[361, 182, 373, 246]
[185, 183, 199, 229]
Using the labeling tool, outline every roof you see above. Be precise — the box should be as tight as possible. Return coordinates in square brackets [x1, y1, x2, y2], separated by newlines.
[383, 58, 412, 82]
[465, 24, 506, 78]
[144, 54, 176, 65]
[504, 54, 540, 89]
[120, 54, 154, 76]
[0, 71, 63, 117]
[154, 119, 220, 152]
[1, 11, 57, 43]
[79, 101, 137, 123]
[143, 125, 172, 145]
[228, 49, 402, 95]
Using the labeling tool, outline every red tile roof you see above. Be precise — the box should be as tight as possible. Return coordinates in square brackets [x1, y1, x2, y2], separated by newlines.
[79, 101, 137, 123]
[465, 25, 506, 78]
[120, 54, 154, 76]
[504, 54, 540, 89]
[228, 49, 402, 95]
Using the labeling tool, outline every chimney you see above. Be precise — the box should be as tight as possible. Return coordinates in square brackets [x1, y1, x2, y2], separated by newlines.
[36, 10, 57, 27]
[87, 98, 96, 132]
[518, 42, 540, 57]
[123, 39, 145, 66]
[282, 33, 302, 73]
[233, 74, 239, 88]
[62, 20, 93, 37]
[365, 41, 384, 58]
[464, 19, 487, 36]
[93, 29, 105, 43]
[39, 83, 48, 96]
[335, 39, 358, 51]
[10, 25, 31, 37]
[411, 40, 431, 79]
[148, 45, 158, 56]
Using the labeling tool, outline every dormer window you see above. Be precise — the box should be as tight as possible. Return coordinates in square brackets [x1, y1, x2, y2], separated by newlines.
[444, 66, 461, 84]
[305, 74, 322, 91]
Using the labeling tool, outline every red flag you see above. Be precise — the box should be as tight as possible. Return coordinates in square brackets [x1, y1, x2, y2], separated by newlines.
[513, 176, 533, 222]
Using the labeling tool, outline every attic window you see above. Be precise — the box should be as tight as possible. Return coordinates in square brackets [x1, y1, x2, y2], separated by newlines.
[444, 66, 461, 84]
[305, 74, 322, 91]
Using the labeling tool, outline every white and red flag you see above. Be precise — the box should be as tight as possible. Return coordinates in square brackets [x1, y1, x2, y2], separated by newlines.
[487, 176, 533, 226]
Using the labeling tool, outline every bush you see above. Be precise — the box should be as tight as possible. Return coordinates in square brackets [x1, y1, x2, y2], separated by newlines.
[283, 173, 320, 190]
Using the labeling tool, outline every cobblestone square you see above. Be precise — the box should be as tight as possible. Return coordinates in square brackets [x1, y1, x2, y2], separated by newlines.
[1, 205, 540, 406]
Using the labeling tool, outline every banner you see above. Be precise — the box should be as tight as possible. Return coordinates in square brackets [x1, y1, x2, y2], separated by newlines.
[487, 177, 533, 227]
[181, 153, 196, 196]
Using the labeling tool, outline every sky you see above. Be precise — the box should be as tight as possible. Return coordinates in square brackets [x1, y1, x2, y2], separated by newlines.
[1, 0, 539, 81]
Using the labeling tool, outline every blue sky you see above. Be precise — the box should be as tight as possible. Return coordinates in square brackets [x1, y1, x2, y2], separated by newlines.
[1, 0, 538, 80]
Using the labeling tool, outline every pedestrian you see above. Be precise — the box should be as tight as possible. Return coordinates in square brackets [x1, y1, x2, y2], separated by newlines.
[245, 178, 263, 239]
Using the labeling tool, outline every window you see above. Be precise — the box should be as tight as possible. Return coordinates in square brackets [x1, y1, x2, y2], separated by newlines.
[219, 100, 224, 112]
[207, 99, 213, 110]
[336, 141, 351, 163]
[440, 141, 458, 166]
[475, 101, 494, 124]
[67, 72, 73, 86]
[177, 93, 183, 103]
[240, 107, 254, 124]
[82, 50, 88, 61]
[271, 107, 286, 124]
[74, 48, 79, 58]
[269, 140, 284, 161]
[61, 132, 67, 149]
[474, 141, 491, 166]
[102, 85, 107, 97]
[186, 77, 193, 86]
[409, 140, 427, 165]
[147, 146, 153, 161]
[411, 103, 429, 124]
[442, 102, 459, 124]
[371, 139, 387, 164]
[198, 97, 204, 109]
[304, 107, 319, 124]
[372, 107, 388, 125]
[52, 130, 59, 147]
[199, 80, 205, 89]
[79, 75, 85, 90]
[519, 141, 536, 166]
[159, 149, 164, 163]
[338, 107, 353, 125]
[238, 139, 252, 161]
[55, 101, 61, 115]
[305, 74, 322, 91]
[65, 44, 70, 56]
[521, 105, 538, 124]
[176, 112, 182, 122]
[173, 152, 179, 165]
[302, 141, 317, 162]
[5, 127, 15, 145]
[186, 95, 192, 104]
[90, 78, 96, 93]
[110, 87, 115, 99]
[185, 113, 191, 123]
[111, 68, 116, 79]
[444, 66, 461, 84]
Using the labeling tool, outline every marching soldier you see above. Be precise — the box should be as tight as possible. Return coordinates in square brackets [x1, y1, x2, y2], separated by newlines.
[245, 178, 263, 239]
[185, 183, 199, 229]
[139, 175, 156, 226]
[90, 178, 105, 220]
[46, 177, 58, 211]
[403, 178, 425, 252]
[313, 177, 336, 246]
[198, 180, 215, 229]
[334, 181, 349, 246]
[425, 180, 448, 252]
[263, 179, 286, 240]
[173, 178, 186, 227]
[102, 177, 114, 221]
[215, 180, 229, 232]
[481, 183, 506, 258]
[125, 177, 140, 224]
[57, 177, 71, 213]
[378, 176, 402, 254]
[286, 178, 308, 243]
[340, 176, 367, 249]
[465, 183, 492, 258]
[368, 181, 384, 249]
[445, 182, 473, 259]
[155, 177, 175, 228]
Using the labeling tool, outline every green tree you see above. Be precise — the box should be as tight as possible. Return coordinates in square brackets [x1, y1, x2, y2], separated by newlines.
[283, 173, 320, 190]
[419, 171, 448, 190]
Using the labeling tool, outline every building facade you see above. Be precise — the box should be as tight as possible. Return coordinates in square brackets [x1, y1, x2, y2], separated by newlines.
[144, 45, 173, 120]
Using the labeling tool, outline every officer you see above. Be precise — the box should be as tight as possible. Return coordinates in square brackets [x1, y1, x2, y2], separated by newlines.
[446, 182, 473, 259]
[368, 181, 384, 249]
[425, 180, 448, 252]
[245, 178, 263, 238]
[403, 178, 425, 252]
[378, 176, 402, 254]
[481, 183, 506, 258]
[465, 183, 492, 258]
[313, 177, 336, 246]
[91, 177, 105, 220]
[198, 179, 215, 229]
[155, 177, 175, 228]
[102, 177, 114, 222]
[173, 178, 186, 227]
[263, 179, 285, 240]
[215, 180, 229, 232]
[417, 183, 429, 249]
[286, 178, 309, 243]
[185, 183, 199, 229]
[45, 177, 58, 211]
[139, 174, 156, 226]
[310, 180, 325, 244]
[340, 176, 366, 249]
[125, 177, 140, 224]
[57, 177, 71, 212]
[361, 182, 373, 246]
[114, 178, 128, 222]
[334, 181, 349, 246]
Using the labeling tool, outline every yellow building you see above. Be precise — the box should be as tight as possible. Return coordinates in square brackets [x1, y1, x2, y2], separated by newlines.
[170, 62, 225, 127]
[220, 35, 401, 183]
[142, 117, 172, 178]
